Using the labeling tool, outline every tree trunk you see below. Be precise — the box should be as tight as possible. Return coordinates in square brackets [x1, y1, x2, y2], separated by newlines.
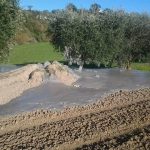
[97, 62, 101, 68]
[126, 55, 132, 70]
[68, 60, 72, 66]
[64, 46, 69, 59]
[125, 60, 131, 70]
[78, 61, 84, 72]
[108, 58, 114, 68]
[79, 65, 83, 71]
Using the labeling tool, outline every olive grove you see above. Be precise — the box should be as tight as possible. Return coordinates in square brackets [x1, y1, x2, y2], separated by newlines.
[48, 3, 150, 70]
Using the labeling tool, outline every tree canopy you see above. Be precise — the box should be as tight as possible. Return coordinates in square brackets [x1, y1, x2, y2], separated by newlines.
[0, 0, 20, 62]
[48, 3, 150, 69]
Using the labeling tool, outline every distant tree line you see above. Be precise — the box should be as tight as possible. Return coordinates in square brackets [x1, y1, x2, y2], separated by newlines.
[48, 3, 150, 70]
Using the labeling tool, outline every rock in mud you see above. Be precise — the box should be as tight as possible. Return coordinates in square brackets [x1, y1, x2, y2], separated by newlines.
[43, 61, 51, 68]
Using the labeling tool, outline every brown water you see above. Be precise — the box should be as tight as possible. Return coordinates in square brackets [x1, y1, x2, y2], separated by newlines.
[0, 68, 150, 116]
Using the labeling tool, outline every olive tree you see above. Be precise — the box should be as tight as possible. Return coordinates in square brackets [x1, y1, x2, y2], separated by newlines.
[48, 3, 150, 70]
[89, 3, 101, 14]
[48, 10, 98, 70]
[66, 3, 77, 12]
[117, 13, 150, 69]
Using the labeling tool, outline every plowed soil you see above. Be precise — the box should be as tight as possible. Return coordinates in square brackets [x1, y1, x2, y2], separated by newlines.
[0, 88, 150, 150]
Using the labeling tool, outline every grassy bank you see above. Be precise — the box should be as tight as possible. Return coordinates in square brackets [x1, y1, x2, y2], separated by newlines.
[8, 42, 64, 65]
[131, 63, 150, 71]
[3, 42, 150, 72]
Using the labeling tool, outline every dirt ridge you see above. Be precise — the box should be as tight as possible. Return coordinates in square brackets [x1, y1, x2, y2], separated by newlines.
[0, 88, 150, 150]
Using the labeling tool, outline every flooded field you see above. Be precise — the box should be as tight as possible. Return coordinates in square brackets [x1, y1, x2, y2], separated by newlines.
[0, 68, 150, 116]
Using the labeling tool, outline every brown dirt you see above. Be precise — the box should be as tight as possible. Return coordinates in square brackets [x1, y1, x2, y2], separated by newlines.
[0, 88, 150, 150]
[0, 64, 44, 105]
[46, 61, 79, 86]
[0, 62, 79, 105]
[75, 125, 150, 150]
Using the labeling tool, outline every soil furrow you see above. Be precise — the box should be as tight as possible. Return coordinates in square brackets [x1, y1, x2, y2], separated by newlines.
[0, 88, 150, 150]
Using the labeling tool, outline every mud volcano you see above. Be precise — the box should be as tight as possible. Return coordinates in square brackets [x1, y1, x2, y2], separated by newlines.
[0, 62, 150, 150]
[0, 66, 150, 116]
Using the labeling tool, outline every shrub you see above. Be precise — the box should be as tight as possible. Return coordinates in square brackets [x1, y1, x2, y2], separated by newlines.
[0, 0, 19, 62]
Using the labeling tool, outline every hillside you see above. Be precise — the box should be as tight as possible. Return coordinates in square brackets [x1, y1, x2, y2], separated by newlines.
[14, 10, 50, 44]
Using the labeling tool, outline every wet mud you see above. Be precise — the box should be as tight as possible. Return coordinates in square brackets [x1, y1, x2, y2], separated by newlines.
[1, 68, 150, 116]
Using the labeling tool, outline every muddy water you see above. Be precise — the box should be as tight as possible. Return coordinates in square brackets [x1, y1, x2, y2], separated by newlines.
[0, 65, 21, 73]
[0, 68, 150, 116]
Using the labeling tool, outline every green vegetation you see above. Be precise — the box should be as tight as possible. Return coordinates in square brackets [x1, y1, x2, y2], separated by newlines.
[48, 3, 150, 70]
[15, 10, 50, 44]
[0, 2, 149, 71]
[0, 0, 19, 62]
[3, 42, 150, 72]
[131, 63, 150, 71]
[7, 42, 64, 65]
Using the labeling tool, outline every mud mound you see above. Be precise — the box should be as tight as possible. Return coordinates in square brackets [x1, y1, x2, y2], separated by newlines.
[0, 88, 150, 150]
[0, 61, 78, 105]
[0, 64, 42, 105]
[46, 61, 79, 86]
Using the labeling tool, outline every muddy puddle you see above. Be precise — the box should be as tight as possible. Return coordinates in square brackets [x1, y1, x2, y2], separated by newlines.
[0, 65, 21, 73]
[0, 68, 150, 116]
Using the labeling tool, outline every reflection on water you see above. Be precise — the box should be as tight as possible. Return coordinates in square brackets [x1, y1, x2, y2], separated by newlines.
[0, 68, 150, 116]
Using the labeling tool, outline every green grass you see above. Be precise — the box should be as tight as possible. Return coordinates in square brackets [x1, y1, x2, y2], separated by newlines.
[7, 42, 64, 65]
[2, 43, 150, 72]
[131, 63, 150, 71]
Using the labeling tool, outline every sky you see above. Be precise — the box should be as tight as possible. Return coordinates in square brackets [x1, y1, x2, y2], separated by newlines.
[20, 0, 150, 13]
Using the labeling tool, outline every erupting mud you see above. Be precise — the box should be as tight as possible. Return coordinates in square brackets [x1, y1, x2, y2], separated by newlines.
[0, 62, 78, 105]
